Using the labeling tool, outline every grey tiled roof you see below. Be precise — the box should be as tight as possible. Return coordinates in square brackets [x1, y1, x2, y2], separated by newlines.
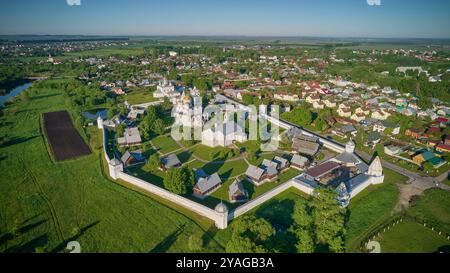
[273, 156, 288, 168]
[162, 154, 181, 168]
[195, 173, 222, 193]
[245, 165, 265, 180]
[291, 154, 308, 166]
[229, 179, 247, 197]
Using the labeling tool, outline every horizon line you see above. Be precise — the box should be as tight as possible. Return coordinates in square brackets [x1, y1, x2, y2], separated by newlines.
[2, 34, 450, 41]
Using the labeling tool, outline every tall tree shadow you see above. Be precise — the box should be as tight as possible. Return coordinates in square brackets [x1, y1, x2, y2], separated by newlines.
[50, 221, 100, 253]
[201, 225, 221, 251]
[4, 234, 49, 253]
[0, 215, 45, 247]
[149, 224, 186, 253]
[0, 136, 38, 148]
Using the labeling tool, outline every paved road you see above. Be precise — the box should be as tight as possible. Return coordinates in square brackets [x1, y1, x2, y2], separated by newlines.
[356, 150, 450, 191]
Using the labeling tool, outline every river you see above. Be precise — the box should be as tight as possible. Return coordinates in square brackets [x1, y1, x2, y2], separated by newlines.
[0, 82, 33, 106]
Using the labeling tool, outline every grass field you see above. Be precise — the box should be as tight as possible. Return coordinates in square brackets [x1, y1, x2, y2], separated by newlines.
[0, 83, 224, 253]
[150, 134, 182, 155]
[188, 144, 241, 162]
[345, 168, 409, 252]
[407, 189, 450, 233]
[122, 88, 158, 105]
[377, 220, 449, 253]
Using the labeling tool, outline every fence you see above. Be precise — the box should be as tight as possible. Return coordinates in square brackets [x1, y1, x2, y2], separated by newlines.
[360, 214, 450, 252]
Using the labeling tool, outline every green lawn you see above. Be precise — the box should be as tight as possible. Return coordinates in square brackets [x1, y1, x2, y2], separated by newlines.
[407, 189, 450, 233]
[0, 83, 224, 253]
[188, 144, 240, 162]
[345, 168, 408, 252]
[189, 159, 249, 181]
[122, 88, 158, 105]
[378, 220, 449, 253]
[151, 134, 182, 155]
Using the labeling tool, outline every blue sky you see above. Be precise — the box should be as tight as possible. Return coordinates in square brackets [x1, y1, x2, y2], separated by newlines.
[0, 0, 449, 38]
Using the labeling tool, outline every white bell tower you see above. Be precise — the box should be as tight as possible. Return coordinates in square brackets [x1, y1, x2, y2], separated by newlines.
[97, 116, 104, 129]
[366, 156, 384, 185]
[214, 202, 228, 229]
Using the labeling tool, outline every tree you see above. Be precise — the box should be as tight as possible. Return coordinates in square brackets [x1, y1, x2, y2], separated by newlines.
[108, 106, 119, 119]
[292, 199, 312, 229]
[162, 97, 171, 111]
[242, 93, 254, 105]
[282, 105, 313, 127]
[310, 188, 346, 251]
[226, 215, 275, 253]
[116, 124, 125, 137]
[313, 117, 328, 132]
[143, 154, 161, 172]
[163, 167, 194, 195]
[417, 96, 433, 110]
[294, 229, 314, 253]
[328, 237, 345, 253]
[152, 118, 166, 135]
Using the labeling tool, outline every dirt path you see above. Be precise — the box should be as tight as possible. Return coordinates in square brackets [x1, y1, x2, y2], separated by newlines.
[393, 182, 425, 213]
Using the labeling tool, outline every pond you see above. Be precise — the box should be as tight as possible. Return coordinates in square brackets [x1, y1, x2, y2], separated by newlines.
[0, 82, 33, 106]
[83, 109, 108, 120]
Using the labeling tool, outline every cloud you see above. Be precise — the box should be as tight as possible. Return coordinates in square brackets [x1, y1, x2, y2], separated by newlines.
[66, 0, 81, 6]
[367, 0, 381, 6]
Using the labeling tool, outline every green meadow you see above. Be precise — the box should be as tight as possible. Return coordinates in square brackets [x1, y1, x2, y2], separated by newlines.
[0, 83, 223, 253]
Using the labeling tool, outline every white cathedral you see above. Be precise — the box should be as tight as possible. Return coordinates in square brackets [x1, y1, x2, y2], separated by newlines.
[173, 87, 204, 128]
[153, 78, 181, 101]
[172, 88, 248, 148]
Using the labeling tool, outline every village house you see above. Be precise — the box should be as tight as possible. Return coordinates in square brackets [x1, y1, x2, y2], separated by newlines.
[412, 150, 446, 169]
[228, 179, 249, 203]
[292, 138, 320, 156]
[274, 92, 300, 102]
[405, 128, 422, 139]
[260, 159, 279, 181]
[384, 144, 402, 156]
[371, 110, 391, 120]
[337, 104, 352, 118]
[313, 101, 325, 110]
[445, 135, 450, 146]
[161, 154, 182, 170]
[436, 143, 450, 153]
[323, 99, 337, 108]
[193, 172, 222, 198]
[245, 165, 266, 185]
[273, 156, 290, 171]
[290, 154, 309, 170]
[351, 112, 366, 123]
[373, 120, 400, 135]
[223, 89, 244, 100]
[306, 94, 321, 104]
[117, 127, 142, 147]
[121, 150, 146, 167]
